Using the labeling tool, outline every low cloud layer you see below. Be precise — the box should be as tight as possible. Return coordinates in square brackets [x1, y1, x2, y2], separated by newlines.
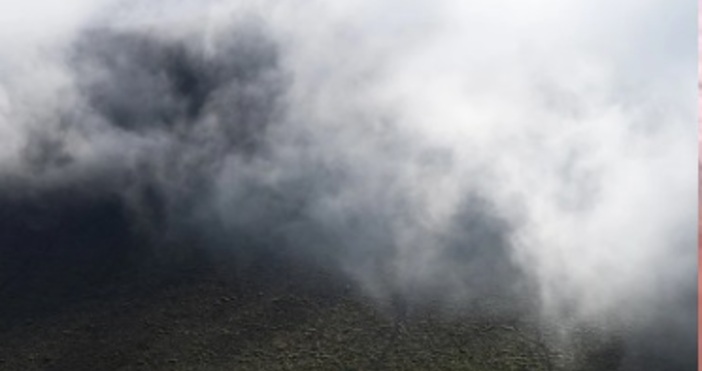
[0, 0, 696, 369]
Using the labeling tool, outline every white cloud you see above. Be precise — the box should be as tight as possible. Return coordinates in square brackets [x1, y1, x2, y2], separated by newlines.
[0, 0, 694, 343]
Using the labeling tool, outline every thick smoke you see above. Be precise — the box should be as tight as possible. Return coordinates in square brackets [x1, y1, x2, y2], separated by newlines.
[0, 0, 696, 369]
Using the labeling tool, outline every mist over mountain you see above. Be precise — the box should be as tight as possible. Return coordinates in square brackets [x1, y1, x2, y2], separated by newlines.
[0, 1, 696, 369]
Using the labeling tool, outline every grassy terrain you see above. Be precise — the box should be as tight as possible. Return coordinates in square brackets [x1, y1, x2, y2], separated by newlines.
[0, 256, 625, 371]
